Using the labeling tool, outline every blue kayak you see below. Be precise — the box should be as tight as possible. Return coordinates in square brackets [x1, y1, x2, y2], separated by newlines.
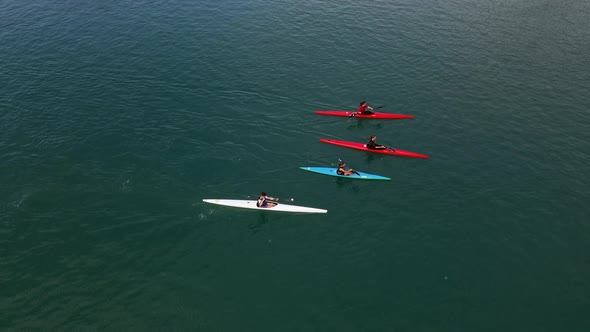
[299, 167, 391, 181]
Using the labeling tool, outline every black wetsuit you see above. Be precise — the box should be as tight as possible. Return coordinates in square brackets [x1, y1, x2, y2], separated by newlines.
[366, 140, 378, 149]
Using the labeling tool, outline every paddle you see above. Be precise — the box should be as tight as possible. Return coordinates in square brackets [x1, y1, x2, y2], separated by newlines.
[270, 197, 294, 202]
[248, 196, 294, 202]
[348, 106, 384, 118]
[375, 145, 395, 153]
[384, 146, 396, 153]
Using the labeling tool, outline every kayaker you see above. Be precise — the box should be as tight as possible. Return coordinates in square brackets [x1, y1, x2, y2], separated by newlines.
[257, 192, 278, 208]
[366, 135, 394, 151]
[357, 101, 374, 115]
[337, 160, 360, 176]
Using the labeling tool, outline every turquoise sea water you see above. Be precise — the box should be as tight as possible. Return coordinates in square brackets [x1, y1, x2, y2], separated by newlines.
[1, 0, 589, 330]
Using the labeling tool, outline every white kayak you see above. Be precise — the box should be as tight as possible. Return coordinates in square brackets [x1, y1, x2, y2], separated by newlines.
[203, 199, 327, 214]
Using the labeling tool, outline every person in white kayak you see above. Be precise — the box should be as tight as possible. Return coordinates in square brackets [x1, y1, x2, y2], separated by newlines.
[257, 192, 278, 208]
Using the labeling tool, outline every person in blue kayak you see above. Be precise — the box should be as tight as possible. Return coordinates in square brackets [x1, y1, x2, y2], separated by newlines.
[257, 192, 278, 208]
[366, 135, 394, 151]
[337, 160, 360, 176]
[357, 101, 374, 115]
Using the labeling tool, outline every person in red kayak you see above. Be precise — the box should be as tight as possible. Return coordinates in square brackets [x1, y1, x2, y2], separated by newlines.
[257, 192, 278, 208]
[357, 101, 374, 115]
[366, 135, 394, 151]
[337, 160, 360, 176]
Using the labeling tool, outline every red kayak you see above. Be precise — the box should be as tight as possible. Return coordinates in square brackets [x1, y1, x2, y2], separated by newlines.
[320, 138, 429, 159]
[314, 110, 413, 119]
